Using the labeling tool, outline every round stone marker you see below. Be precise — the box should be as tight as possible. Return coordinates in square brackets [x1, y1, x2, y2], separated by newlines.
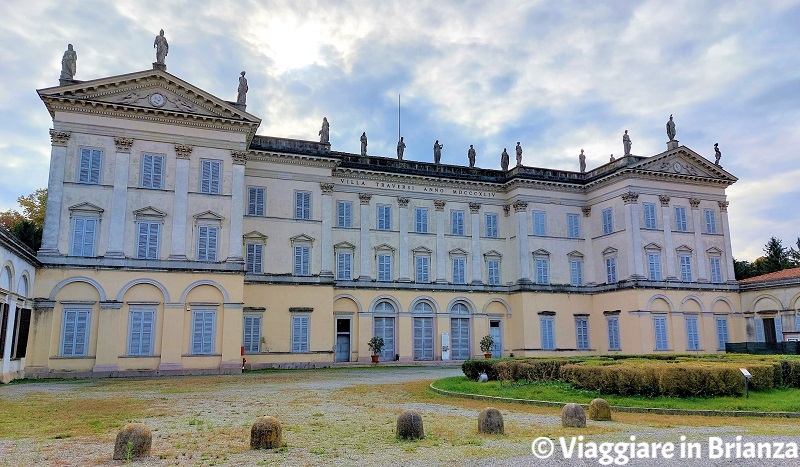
[561, 403, 587, 428]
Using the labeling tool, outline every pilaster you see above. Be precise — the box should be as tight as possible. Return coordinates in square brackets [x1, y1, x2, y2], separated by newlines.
[690, 198, 708, 282]
[227, 152, 247, 263]
[718, 201, 736, 282]
[105, 137, 134, 258]
[659, 195, 677, 280]
[397, 197, 411, 282]
[434, 200, 448, 283]
[514, 201, 531, 284]
[158, 303, 185, 371]
[469, 203, 482, 284]
[169, 144, 192, 260]
[622, 192, 644, 279]
[93, 301, 122, 372]
[40, 130, 71, 255]
[358, 193, 372, 280]
[320, 183, 335, 277]
[582, 206, 596, 285]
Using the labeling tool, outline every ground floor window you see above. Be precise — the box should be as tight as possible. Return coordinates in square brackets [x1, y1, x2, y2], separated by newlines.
[685, 316, 700, 350]
[128, 308, 155, 356]
[715, 318, 729, 350]
[575, 317, 589, 350]
[191, 309, 216, 354]
[413, 317, 434, 361]
[607, 318, 620, 351]
[654, 316, 668, 350]
[62, 309, 90, 357]
[243, 315, 262, 353]
[292, 315, 309, 352]
[450, 317, 470, 359]
[373, 316, 395, 361]
[540, 317, 555, 350]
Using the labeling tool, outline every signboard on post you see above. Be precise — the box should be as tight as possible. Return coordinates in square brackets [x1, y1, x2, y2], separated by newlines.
[740, 368, 752, 398]
[441, 332, 450, 361]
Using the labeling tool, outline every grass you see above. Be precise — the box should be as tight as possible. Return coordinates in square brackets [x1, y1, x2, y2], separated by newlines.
[433, 376, 800, 412]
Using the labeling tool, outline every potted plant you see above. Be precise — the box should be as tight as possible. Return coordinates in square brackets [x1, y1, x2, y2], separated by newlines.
[368, 336, 385, 363]
[480, 335, 494, 359]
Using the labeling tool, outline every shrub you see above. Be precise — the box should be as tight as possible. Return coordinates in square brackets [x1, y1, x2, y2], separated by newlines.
[462, 358, 509, 381]
[495, 359, 569, 383]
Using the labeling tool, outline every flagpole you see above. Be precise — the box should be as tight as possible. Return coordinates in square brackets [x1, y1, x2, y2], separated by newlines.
[398, 94, 401, 143]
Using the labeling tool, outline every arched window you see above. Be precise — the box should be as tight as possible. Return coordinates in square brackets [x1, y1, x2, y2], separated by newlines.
[374, 301, 395, 313]
[451, 302, 469, 315]
[413, 301, 434, 313]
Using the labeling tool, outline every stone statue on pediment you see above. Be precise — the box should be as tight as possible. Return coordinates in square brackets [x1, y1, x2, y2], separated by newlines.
[360, 132, 368, 156]
[579, 149, 586, 173]
[319, 117, 330, 144]
[515, 142, 523, 166]
[623, 130, 632, 155]
[237, 71, 248, 105]
[60, 44, 77, 81]
[154, 29, 169, 65]
[610, 154, 615, 162]
[397, 136, 405, 159]
[433, 140, 443, 164]
[468, 145, 476, 167]
[666, 114, 676, 141]
[714, 143, 722, 166]
[501, 148, 509, 171]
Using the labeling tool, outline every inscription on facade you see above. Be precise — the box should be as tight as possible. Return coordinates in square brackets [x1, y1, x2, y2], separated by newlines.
[338, 178, 496, 198]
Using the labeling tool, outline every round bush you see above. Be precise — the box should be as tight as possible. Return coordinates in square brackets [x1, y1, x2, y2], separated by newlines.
[113, 423, 152, 460]
[396, 409, 425, 440]
[561, 403, 586, 428]
[250, 416, 282, 449]
[477, 407, 504, 434]
[588, 398, 611, 421]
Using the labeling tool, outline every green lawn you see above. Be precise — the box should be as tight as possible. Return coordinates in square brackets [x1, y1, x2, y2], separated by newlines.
[433, 376, 800, 413]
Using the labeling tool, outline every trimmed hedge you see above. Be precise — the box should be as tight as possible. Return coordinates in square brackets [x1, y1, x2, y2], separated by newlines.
[462, 358, 510, 381]
[495, 359, 570, 383]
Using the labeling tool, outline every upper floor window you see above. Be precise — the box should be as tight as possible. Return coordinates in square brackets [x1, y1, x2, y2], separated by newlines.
[377, 254, 392, 281]
[377, 205, 391, 231]
[647, 252, 662, 281]
[415, 208, 428, 233]
[452, 257, 466, 284]
[136, 221, 161, 260]
[679, 254, 692, 282]
[337, 201, 352, 228]
[487, 259, 500, 285]
[337, 251, 352, 280]
[200, 160, 221, 194]
[141, 154, 164, 189]
[247, 187, 265, 216]
[71, 217, 97, 257]
[570, 259, 583, 286]
[535, 257, 550, 285]
[533, 211, 546, 236]
[295, 191, 311, 220]
[451, 210, 465, 235]
[246, 243, 263, 274]
[674, 206, 688, 232]
[709, 257, 723, 283]
[643, 203, 657, 229]
[78, 148, 102, 184]
[485, 213, 498, 238]
[415, 255, 430, 283]
[704, 209, 717, 234]
[567, 213, 580, 238]
[294, 245, 310, 276]
[605, 257, 617, 284]
[197, 225, 218, 262]
[602, 208, 613, 235]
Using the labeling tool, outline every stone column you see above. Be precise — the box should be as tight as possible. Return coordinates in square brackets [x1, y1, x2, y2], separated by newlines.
[92, 302, 121, 372]
[469, 203, 482, 284]
[158, 303, 184, 371]
[320, 183, 335, 277]
[40, 130, 70, 255]
[718, 201, 736, 282]
[622, 192, 644, 279]
[105, 137, 134, 258]
[169, 144, 192, 260]
[514, 201, 531, 284]
[434, 200, 447, 283]
[582, 206, 596, 285]
[690, 198, 708, 282]
[397, 197, 411, 282]
[659, 195, 677, 280]
[358, 193, 372, 281]
[227, 152, 247, 263]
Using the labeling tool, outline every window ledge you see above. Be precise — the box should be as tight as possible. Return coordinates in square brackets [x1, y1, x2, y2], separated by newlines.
[182, 353, 222, 357]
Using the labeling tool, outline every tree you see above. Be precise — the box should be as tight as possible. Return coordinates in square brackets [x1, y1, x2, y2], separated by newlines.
[763, 237, 790, 273]
[0, 188, 47, 251]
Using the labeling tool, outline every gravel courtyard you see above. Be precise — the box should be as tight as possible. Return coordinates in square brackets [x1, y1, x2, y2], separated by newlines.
[1, 366, 798, 466]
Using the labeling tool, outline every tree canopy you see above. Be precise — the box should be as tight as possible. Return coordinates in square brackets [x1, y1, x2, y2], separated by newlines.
[734, 236, 800, 280]
[0, 188, 46, 251]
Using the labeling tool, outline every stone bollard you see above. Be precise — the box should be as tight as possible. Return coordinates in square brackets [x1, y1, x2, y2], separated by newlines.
[561, 403, 586, 428]
[588, 398, 612, 421]
[396, 409, 425, 440]
[113, 423, 152, 460]
[250, 416, 282, 449]
[477, 407, 504, 434]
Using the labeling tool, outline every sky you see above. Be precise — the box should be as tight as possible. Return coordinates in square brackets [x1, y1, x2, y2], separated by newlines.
[1, 0, 798, 261]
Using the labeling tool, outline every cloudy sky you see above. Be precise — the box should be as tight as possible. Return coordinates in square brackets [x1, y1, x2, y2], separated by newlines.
[1, 0, 798, 260]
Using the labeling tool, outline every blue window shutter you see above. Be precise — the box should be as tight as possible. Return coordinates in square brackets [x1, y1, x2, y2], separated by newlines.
[775, 316, 783, 342]
[90, 150, 102, 183]
[74, 310, 89, 356]
[137, 222, 149, 259]
[82, 218, 96, 257]
[755, 318, 765, 342]
[248, 187, 258, 215]
[200, 160, 211, 193]
[152, 155, 163, 189]
[142, 154, 153, 188]
[210, 161, 221, 194]
[716, 319, 728, 350]
[71, 218, 85, 256]
[198, 226, 208, 261]
[208, 227, 218, 262]
[148, 223, 159, 259]
[79, 149, 91, 183]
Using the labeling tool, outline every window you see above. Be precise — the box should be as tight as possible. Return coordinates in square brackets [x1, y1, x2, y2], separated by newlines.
[377, 205, 391, 230]
[415, 255, 430, 283]
[535, 258, 549, 285]
[533, 211, 546, 236]
[295, 191, 311, 219]
[451, 210, 465, 235]
[377, 254, 392, 281]
[654, 316, 668, 350]
[570, 259, 583, 286]
[415, 208, 428, 233]
[191, 310, 215, 354]
[709, 257, 723, 283]
[567, 213, 580, 238]
[674, 206, 688, 231]
[685, 317, 700, 351]
[413, 302, 434, 313]
[337, 252, 352, 280]
[607, 318, 620, 351]
[291, 315, 309, 352]
[78, 148, 102, 184]
[243, 315, 262, 353]
[71, 217, 97, 257]
[247, 187, 265, 216]
[602, 208, 613, 235]
[540, 317, 555, 350]
[7, 307, 31, 360]
[643, 203, 657, 229]
[246, 243, 263, 274]
[141, 154, 164, 189]
[452, 257, 466, 284]
[197, 225, 218, 262]
[704, 209, 717, 234]
[294, 246, 310, 276]
[575, 317, 589, 350]
[200, 160, 221, 194]
[716, 318, 729, 350]
[136, 221, 160, 260]
[485, 213, 498, 238]
[487, 259, 500, 285]
[61, 309, 90, 357]
[679, 254, 692, 282]
[606, 257, 617, 284]
[337, 201, 352, 228]
[128, 308, 155, 356]
[647, 253, 662, 281]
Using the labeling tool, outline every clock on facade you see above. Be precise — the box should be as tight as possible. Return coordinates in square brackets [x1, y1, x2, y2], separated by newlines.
[149, 93, 166, 107]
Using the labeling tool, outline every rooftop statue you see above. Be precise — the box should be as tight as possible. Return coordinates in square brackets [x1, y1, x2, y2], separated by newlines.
[579, 149, 586, 173]
[60, 44, 77, 81]
[609, 154, 615, 162]
[501, 148, 509, 171]
[714, 143, 722, 167]
[623, 130, 632, 155]
[236, 71, 248, 105]
[666, 114, 676, 141]
[154, 29, 169, 65]
[360, 132, 368, 156]
[515, 142, 523, 167]
[433, 140, 443, 164]
[319, 117, 329, 144]
[397, 137, 405, 160]
[468, 145, 476, 167]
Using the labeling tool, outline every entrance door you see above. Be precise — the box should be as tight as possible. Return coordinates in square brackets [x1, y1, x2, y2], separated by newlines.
[373, 317, 395, 361]
[335, 319, 350, 362]
[489, 320, 502, 356]
[450, 318, 470, 360]
[413, 317, 434, 361]
[764, 318, 777, 344]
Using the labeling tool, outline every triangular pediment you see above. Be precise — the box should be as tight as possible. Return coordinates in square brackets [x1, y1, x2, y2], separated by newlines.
[133, 206, 167, 219]
[375, 243, 395, 252]
[567, 250, 584, 258]
[676, 244, 693, 253]
[632, 148, 736, 182]
[290, 234, 315, 244]
[243, 230, 268, 241]
[412, 246, 433, 254]
[448, 248, 468, 256]
[483, 250, 502, 258]
[644, 242, 662, 251]
[533, 248, 551, 256]
[334, 241, 356, 250]
[193, 210, 224, 222]
[68, 202, 104, 214]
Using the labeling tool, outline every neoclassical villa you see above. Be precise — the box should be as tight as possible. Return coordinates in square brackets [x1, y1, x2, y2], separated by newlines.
[1, 60, 797, 382]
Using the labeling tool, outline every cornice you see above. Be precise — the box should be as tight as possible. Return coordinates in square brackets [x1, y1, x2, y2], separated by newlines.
[246, 150, 340, 169]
